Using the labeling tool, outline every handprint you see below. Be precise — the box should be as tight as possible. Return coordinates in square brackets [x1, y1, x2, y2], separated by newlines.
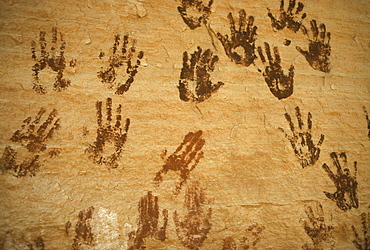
[0, 108, 60, 177]
[98, 34, 144, 95]
[301, 202, 335, 250]
[0, 146, 40, 177]
[3, 231, 45, 250]
[177, 0, 213, 30]
[11, 108, 60, 153]
[296, 20, 331, 73]
[257, 42, 294, 99]
[352, 210, 370, 250]
[217, 9, 257, 67]
[363, 106, 370, 138]
[72, 206, 94, 250]
[322, 152, 359, 211]
[178, 47, 224, 103]
[173, 181, 212, 250]
[154, 130, 205, 194]
[268, 0, 306, 32]
[85, 98, 130, 169]
[279, 106, 324, 168]
[31, 27, 75, 94]
[128, 191, 168, 249]
[222, 223, 265, 250]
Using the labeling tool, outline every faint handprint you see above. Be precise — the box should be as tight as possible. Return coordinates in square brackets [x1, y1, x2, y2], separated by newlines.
[177, 0, 213, 30]
[296, 20, 331, 73]
[128, 191, 168, 249]
[279, 106, 324, 168]
[301, 202, 335, 250]
[31, 27, 75, 94]
[0, 146, 40, 177]
[268, 0, 306, 32]
[173, 181, 212, 250]
[154, 130, 205, 194]
[217, 9, 257, 67]
[178, 46, 224, 103]
[85, 98, 130, 169]
[352, 210, 369, 250]
[322, 152, 359, 211]
[98, 34, 144, 95]
[257, 42, 294, 99]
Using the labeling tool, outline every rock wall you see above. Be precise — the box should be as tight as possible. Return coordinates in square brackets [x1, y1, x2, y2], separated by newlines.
[0, 0, 369, 249]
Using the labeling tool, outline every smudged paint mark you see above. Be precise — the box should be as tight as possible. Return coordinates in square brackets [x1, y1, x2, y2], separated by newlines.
[154, 130, 205, 194]
[222, 236, 236, 250]
[128, 191, 168, 249]
[279, 106, 324, 168]
[0, 146, 40, 177]
[352, 209, 370, 250]
[222, 223, 265, 250]
[284, 39, 291, 46]
[177, 0, 213, 30]
[31, 27, 74, 94]
[178, 47, 224, 103]
[322, 152, 359, 211]
[48, 148, 61, 158]
[173, 181, 212, 250]
[257, 42, 294, 99]
[268, 0, 306, 32]
[217, 9, 257, 67]
[296, 20, 331, 73]
[3, 231, 45, 250]
[301, 202, 335, 250]
[98, 34, 144, 95]
[363, 106, 370, 138]
[85, 98, 130, 169]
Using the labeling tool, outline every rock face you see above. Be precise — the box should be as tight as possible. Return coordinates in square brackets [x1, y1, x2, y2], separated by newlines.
[0, 0, 369, 249]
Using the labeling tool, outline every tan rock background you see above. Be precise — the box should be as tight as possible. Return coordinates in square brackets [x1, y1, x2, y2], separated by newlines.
[0, 0, 369, 249]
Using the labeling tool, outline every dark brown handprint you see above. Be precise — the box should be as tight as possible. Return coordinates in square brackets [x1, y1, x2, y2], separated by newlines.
[352, 210, 369, 250]
[257, 42, 294, 99]
[154, 130, 205, 194]
[128, 191, 168, 249]
[31, 27, 75, 94]
[85, 98, 130, 169]
[217, 9, 257, 67]
[72, 206, 94, 250]
[177, 0, 213, 30]
[322, 152, 359, 211]
[98, 34, 144, 95]
[178, 47, 224, 103]
[11, 108, 60, 153]
[268, 0, 306, 32]
[301, 202, 334, 250]
[363, 106, 370, 138]
[296, 20, 331, 73]
[279, 106, 324, 168]
[173, 181, 212, 250]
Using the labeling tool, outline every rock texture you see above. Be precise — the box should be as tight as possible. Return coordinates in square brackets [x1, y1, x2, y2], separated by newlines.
[0, 0, 369, 249]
